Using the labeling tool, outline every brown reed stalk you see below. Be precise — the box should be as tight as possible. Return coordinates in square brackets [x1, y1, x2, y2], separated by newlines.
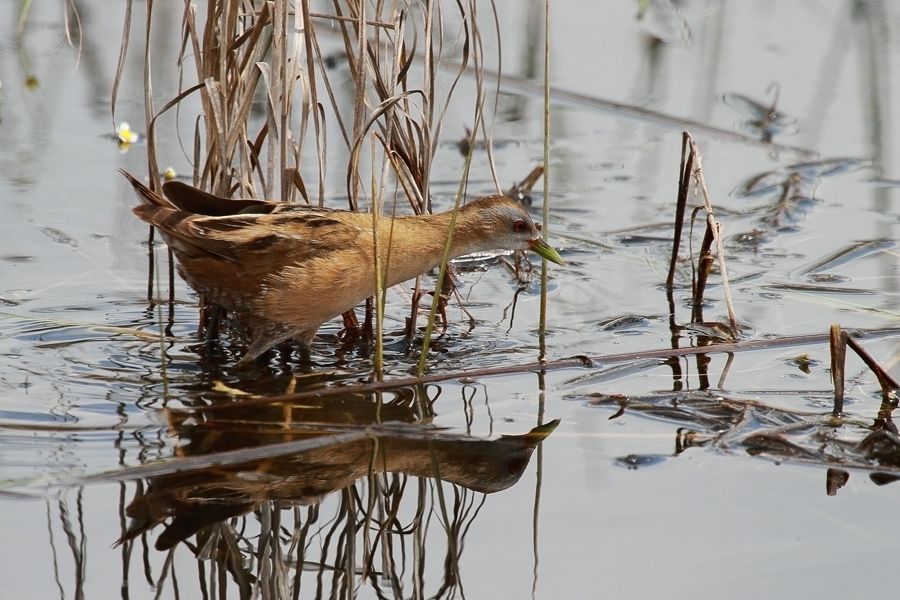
[666, 133, 692, 292]
[830, 323, 846, 416]
[665, 133, 739, 340]
[829, 323, 899, 412]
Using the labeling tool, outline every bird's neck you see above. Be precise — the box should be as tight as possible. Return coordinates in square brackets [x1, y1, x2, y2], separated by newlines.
[375, 205, 492, 287]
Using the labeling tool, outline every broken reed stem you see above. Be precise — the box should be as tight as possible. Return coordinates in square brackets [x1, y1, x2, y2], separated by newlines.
[505, 165, 545, 201]
[690, 220, 716, 324]
[840, 325, 898, 406]
[666, 133, 692, 292]
[829, 323, 845, 416]
[829, 322, 899, 416]
[538, 0, 551, 360]
[844, 335, 900, 400]
[663, 137, 691, 351]
[688, 136, 739, 339]
[668, 134, 739, 337]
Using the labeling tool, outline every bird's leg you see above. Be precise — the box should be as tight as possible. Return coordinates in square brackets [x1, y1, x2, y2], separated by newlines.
[340, 309, 360, 340]
[197, 297, 209, 338]
[296, 343, 312, 363]
[437, 268, 456, 334]
[204, 305, 224, 346]
[198, 297, 225, 345]
[405, 288, 424, 342]
[438, 295, 449, 333]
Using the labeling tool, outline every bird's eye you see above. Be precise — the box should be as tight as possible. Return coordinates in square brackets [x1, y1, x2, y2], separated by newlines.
[513, 219, 528, 233]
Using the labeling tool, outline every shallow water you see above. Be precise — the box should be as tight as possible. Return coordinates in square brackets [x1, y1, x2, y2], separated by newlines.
[1, 1, 899, 598]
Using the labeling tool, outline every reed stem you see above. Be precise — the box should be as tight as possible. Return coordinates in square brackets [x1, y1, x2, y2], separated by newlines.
[538, 0, 552, 359]
[416, 96, 486, 376]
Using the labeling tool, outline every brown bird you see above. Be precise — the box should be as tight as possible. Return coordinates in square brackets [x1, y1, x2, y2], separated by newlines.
[122, 171, 564, 364]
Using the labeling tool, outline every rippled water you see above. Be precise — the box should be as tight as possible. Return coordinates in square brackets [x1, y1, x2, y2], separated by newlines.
[1, 1, 898, 598]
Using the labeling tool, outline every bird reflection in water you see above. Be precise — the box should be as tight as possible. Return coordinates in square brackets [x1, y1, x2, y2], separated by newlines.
[112, 390, 557, 597]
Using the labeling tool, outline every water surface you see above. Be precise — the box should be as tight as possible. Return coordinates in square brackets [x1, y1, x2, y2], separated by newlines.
[0, 1, 898, 598]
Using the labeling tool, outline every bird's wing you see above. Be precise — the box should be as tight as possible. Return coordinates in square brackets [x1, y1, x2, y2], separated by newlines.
[162, 180, 275, 215]
[133, 203, 366, 272]
[125, 170, 367, 272]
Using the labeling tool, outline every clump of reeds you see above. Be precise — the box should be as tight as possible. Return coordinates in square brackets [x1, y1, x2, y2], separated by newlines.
[115, 0, 501, 366]
[664, 132, 740, 361]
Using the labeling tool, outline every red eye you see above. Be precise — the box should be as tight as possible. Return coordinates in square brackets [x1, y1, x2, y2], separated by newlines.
[513, 219, 527, 233]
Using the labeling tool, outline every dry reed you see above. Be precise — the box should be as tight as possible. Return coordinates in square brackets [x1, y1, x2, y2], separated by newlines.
[114, 0, 502, 368]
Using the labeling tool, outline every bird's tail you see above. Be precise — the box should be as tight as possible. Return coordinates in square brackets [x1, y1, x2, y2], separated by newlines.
[120, 169, 190, 231]
[119, 170, 174, 210]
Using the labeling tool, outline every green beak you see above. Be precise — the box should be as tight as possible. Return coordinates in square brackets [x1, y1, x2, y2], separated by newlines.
[527, 238, 566, 265]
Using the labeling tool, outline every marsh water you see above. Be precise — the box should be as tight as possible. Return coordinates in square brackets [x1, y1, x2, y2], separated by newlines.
[1, 1, 899, 598]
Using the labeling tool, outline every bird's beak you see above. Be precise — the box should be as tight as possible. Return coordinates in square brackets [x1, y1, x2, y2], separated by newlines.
[527, 238, 566, 265]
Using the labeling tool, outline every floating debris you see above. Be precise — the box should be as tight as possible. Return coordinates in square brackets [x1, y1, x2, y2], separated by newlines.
[723, 84, 798, 142]
[615, 453, 667, 469]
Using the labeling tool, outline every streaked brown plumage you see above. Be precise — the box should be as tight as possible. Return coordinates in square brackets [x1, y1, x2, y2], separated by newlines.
[122, 171, 564, 363]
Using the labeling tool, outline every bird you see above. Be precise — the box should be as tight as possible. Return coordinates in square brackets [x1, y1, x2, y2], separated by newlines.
[121, 171, 564, 364]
